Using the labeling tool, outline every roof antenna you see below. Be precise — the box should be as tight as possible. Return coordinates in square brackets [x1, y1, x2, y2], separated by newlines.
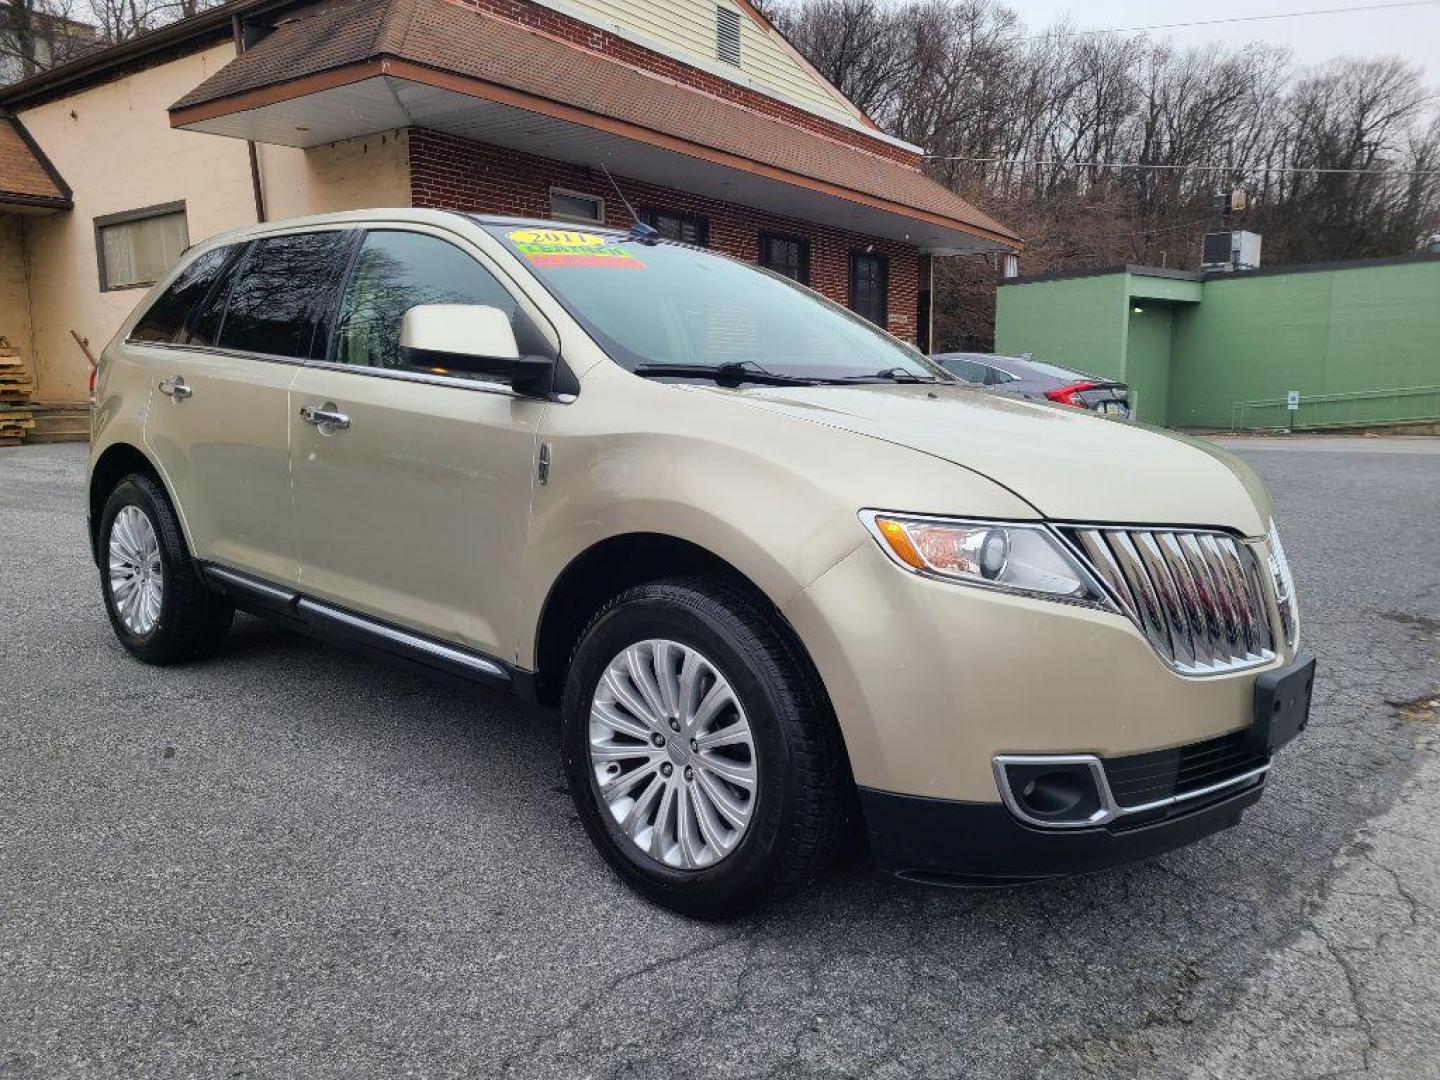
[598, 161, 660, 245]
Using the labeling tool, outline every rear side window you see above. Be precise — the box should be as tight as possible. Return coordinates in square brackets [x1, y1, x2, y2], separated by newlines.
[940, 356, 988, 383]
[217, 231, 352, 358]
[331, 230, 516, 374]
[129, 247, 233, 344]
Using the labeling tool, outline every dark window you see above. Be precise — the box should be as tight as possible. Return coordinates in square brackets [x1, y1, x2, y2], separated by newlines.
[758, 233, 809, 285]
[848, 251, 889, 327]
[640, 208, 709, 246]
[216, 231, 353, 359]
[332, 230, 517, 376]
[939, 356, 989, 384]
[129, 246, 235, 344]
[184, 244, 247, 349]
[549, 188, 605, 225]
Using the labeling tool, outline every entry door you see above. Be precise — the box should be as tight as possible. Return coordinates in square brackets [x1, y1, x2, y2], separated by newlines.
[288, 228, 545, 660]
[142, 234, 351, 587]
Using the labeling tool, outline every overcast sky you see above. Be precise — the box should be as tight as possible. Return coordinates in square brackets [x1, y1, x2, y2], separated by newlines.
[1007, 0, 1440, 85]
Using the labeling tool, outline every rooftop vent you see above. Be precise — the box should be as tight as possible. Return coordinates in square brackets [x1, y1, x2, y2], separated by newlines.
[716, 6, 742, 67]
[1201, 230, 1262, 273]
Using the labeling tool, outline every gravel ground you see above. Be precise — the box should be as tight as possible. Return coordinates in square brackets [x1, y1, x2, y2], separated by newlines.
[1, 439, 1437, 1079]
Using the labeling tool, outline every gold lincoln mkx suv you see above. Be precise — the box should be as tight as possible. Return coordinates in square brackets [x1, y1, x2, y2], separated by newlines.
[88, 210, 1313, 917]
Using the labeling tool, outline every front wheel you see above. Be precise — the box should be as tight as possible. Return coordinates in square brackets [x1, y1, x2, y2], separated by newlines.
[561, 578, 850, 918]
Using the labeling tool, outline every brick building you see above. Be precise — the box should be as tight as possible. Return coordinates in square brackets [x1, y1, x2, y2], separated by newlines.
[0, 0, 1018, 405]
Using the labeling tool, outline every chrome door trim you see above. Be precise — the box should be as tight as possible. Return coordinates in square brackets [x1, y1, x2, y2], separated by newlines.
[197, 560, 513, 688]
[295, 597, 509, 682]
[203, 564, 296, 605]
[302, 357, 521, 398]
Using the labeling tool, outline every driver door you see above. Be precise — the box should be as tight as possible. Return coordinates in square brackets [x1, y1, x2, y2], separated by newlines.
[289, 226, 545, 661]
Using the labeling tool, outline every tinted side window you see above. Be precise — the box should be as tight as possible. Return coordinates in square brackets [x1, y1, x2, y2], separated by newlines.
[940, 357, 987, 383]
[130, 246, 234, 343]
[183, 244, 244, 349]
[332, 231, 517, 375]
[218, 231, 352, 358]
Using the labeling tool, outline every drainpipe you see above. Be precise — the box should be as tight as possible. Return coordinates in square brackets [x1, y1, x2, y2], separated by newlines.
[917, 252, 934, 354]
[231, 14, 266, 223]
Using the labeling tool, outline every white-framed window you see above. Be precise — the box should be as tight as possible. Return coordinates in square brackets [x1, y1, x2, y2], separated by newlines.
[95, 201, 189, 291]
[549, 188, 605, 226]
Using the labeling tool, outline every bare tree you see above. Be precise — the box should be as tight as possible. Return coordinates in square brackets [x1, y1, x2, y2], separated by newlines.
[770, 0, 1440, 347]
[0, 0, 227, 82]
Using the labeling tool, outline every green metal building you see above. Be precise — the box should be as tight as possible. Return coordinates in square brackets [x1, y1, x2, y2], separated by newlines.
[994, 253, 1440, 430]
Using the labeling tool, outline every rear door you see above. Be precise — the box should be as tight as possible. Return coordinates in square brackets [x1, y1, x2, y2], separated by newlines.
[287, 225, 546, 660]
[142, 229, 354, 586]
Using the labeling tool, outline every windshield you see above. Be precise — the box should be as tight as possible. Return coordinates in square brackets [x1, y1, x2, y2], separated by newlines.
[485, 225, 946, 382]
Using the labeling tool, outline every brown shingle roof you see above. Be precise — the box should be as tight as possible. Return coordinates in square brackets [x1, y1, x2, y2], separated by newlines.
[171, 0, 1018, 245]
[0, 114, 70, 208]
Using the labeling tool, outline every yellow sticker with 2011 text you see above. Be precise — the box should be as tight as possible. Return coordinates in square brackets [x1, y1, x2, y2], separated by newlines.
[509, 228, 646, 270]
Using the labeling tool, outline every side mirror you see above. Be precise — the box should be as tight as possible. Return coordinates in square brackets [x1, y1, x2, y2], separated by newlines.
[399, 304, 554, 394]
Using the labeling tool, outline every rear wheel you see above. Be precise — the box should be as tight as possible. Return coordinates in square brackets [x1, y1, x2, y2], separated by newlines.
[99, 474, 233, 664]
[561, 578, 849, 918]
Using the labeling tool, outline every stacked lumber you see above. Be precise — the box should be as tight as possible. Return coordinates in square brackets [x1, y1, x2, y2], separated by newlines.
[0, 347, 32, 445]
[0, 348, 30, 400]
[26, 402, 90, 444]
[0, 407, 34, 445]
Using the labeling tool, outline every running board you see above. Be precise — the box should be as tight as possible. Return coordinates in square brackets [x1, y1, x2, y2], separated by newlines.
[198, 562, 513, 691]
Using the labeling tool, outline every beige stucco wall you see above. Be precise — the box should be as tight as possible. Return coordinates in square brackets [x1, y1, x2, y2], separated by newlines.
[0, 214, 36, 364]
[17, 42, 411, 401]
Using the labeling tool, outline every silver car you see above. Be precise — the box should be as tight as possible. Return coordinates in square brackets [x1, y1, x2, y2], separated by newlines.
[938, 352, 1132, 417]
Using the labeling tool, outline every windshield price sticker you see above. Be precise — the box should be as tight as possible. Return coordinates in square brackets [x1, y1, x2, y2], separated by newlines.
[509, 229, 646, 269]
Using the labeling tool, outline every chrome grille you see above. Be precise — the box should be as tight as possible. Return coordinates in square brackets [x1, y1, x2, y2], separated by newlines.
[1067, 527, 1275, 675]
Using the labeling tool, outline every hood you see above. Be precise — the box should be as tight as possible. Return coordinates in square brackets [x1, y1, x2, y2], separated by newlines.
[691, 382, 1270, 535]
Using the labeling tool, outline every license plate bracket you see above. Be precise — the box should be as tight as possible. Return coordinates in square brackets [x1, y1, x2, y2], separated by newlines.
[1248, 652, 1316, 756]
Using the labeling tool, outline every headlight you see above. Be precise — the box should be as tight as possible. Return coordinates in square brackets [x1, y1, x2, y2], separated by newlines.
[860, 511, 1112, 607]
[1267, 521, 1299, 648]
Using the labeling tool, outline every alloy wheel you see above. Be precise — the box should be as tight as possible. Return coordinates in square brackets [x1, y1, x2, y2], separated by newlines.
[108, 505, 164, 636]
[588, 639, 758, 869]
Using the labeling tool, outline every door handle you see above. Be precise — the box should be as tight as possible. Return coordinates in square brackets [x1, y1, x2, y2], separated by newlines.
[158, 376, 192, 400]
[299, 403, 350, 430]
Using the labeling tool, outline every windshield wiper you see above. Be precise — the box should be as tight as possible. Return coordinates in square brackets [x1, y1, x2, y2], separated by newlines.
[840, 366, 942, 384]
[632, 361, 830, 387]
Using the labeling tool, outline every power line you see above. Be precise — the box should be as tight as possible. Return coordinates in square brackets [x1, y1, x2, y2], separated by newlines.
[924, 154, 1440, 176]
[1026, 0, 1440, 39]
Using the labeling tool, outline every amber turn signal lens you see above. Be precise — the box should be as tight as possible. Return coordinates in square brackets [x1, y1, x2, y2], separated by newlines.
[875, 517, 926, 569]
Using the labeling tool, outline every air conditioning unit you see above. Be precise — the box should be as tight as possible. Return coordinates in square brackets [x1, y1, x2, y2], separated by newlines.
[1201, 230, 1262, 272]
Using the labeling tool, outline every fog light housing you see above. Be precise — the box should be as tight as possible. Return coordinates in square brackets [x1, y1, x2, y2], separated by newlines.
[994, 755, 1114, 828]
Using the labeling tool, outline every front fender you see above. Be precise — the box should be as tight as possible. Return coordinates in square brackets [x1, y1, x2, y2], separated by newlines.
[516, 361, 1036, 668]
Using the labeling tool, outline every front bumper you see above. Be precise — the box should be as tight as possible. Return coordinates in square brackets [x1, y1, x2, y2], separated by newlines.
[860, 775, 1264, 885]
[783, 539, 1297, 803]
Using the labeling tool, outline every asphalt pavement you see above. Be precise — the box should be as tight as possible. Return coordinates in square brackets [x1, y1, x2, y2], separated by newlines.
[2, 438, 1438, 1079]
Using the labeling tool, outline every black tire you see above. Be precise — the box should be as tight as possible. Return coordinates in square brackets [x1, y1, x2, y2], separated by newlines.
[98, 473, 233, 664]
[561, 577, 851, 919]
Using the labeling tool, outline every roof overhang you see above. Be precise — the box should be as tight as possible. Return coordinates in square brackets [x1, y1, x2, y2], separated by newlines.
[0, 113, 72, 214]
[0, 192, 72, 214]
[170, 58, 1014, 255]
